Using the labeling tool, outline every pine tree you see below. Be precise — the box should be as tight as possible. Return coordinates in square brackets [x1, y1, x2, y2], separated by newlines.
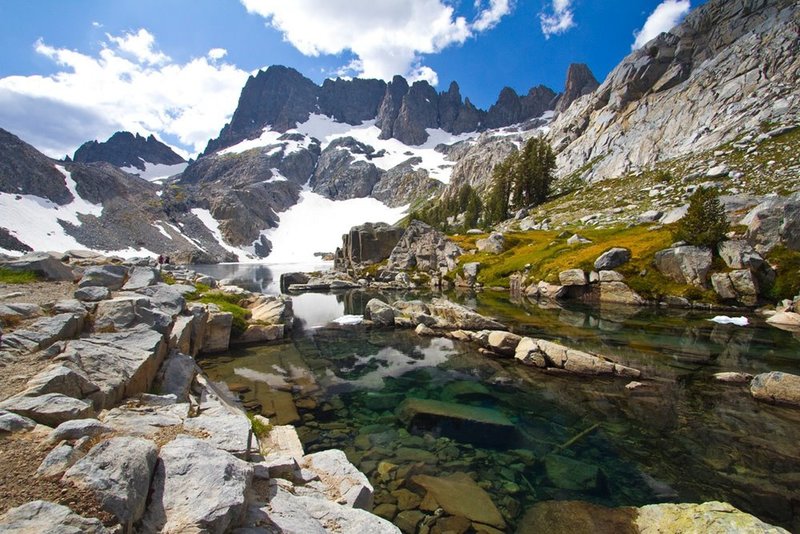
[674, 187, 729, 248]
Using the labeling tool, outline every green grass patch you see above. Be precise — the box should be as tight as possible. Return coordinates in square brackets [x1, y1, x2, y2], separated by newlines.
[188, 289, 250, 338]
[247, 412, 273, 438]
[765, 246, 800, 301]
[456, 225, 675, 289]
[0, 267, 41, 284]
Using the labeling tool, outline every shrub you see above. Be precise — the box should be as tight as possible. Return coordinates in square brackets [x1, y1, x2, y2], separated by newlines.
[674, 187, 729, 249]
[0, 267, 40, 284]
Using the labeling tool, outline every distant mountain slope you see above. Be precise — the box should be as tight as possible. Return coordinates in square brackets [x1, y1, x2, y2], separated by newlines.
[74, 131, 186, 172]
[548, 0, 800, 182]
[0, 128, 235, 262]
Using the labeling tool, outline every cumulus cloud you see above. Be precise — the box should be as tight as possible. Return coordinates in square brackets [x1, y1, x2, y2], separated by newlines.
[240, 0, 513, 84]
[0, 29, 249, 158]
[207, 48, 228, 61]
[632, 0, 691, 50]
[539, 0, 575, 39]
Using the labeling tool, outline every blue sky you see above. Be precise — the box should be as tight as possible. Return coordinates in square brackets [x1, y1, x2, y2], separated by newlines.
[0, 0, 702, 158]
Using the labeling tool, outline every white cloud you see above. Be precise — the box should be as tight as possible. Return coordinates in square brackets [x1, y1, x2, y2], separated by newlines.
[240, 0, 512, 84]
[632, 0, 691, 50]
[0, 29, 249, 158]
[539, 0, 575, 39]
[107, 28, 170, 65]
[473, 0, 513, 32]
[207, 48, 228, 60]
[92, 21, 103, 28]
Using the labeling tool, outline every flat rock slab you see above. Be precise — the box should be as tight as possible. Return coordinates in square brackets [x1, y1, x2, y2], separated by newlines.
[64, 437, 158, 526]
[397, 398, 514, 447]
[48, 418, 113, 443]
[74, 286, 110, 302]
[100, 399, 189, 437]
[0, 393, 94, 427]
[57, 325, 167, 410]
[2, 313, 83, 353]
[410, 472, 506, 529]
[0, 500, 109, 533]
[517, 500, 637, 534]
[636, 501, 790, 533]
[78, 265, 128, 290]
[182, 377, 252, 456]
[140, 435, 252, 533]
[36, 443, 85, 478]
[122, 267, 161, 291]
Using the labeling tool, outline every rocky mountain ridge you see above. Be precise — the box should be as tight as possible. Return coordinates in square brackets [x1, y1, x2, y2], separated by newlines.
[73, 131, 185, 171]
[204, 64, 575, 155]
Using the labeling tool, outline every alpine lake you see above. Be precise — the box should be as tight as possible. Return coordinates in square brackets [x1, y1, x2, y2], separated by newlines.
[194, 264, 800, 533]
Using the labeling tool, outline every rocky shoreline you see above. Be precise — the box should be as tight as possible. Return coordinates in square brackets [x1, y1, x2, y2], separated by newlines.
[0, 253, 398, 533]
[0, 251, 798, 532]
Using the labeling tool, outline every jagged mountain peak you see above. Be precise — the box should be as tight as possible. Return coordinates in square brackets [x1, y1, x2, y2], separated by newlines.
[73, 131, 185, 172]
[203, 65, 560, 155]
[554, 63, 599, 114]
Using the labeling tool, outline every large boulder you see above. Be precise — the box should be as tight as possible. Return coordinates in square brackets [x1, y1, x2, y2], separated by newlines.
[364, 299, 395, 326]
[635, 501, 790, 533]
[0, 252, 75, 281]
[0, 410, 37, 434]
[387, 220, 462, 273]
[653, 246, 713, 286]
[202, 311, 233, 353]
[47, 418, 113, 443]
[487, 330, 522, 356]
[428, 298, 504, 330]
[711, 269, 759, 305]
[599, 281, 646, 305]
[63, 437, 158, 526]
[476, 233, 505, 254]
[334, 222, 405, 271]
[559, 269, 587, 286]
[140, 435, 253, 533]
[22, 364, 98, 399]
[0, 500, 109, 533]
[78, 265, 129, 290]
[94, 296, 171, 332]
[56, 325, 168, 410]
[121, 267, 161, 291]
[515, 338, 640, 377]
[594, 247, 631, 271]
[750, 371, 800, 407]
[745, 198, 800, 254]
[74, 286, 110, 302]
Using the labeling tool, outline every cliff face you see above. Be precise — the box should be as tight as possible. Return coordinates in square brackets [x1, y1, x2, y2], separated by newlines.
[548, 0, 800, 182]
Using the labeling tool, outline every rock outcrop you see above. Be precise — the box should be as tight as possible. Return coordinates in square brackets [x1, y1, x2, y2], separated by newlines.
[334, 222, 405, 273]
[73, 131, 185, 171]
[386, 221, 462, 274]
[554, 63, 600, 114]
[548, 0, 800, 182]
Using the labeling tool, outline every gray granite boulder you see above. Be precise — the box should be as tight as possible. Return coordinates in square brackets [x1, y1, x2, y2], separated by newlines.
[64, 437, 158, 526]
[78, 265, 129, 290]
[594, 248, 631, 271]
[74, 286, 110, 302]
[0, 252, 75, 281]
[0, 500, 109, 533]
[0, 410, 37, 434]
[121, 267, 161, 291]
[47, 418, 113, 444]
[364, 299, 395, 326]
[653, 246, 712, 286]
[140, 435, 253, 533]
[750, 371, 800, 407]
[0, 393, 94, 426]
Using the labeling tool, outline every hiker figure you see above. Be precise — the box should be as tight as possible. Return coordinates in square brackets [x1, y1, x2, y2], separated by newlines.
[158, 254, 164, 271]
[165, 256, 171, 265]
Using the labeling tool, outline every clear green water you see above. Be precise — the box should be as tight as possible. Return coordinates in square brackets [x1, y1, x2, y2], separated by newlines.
[199, 288, 800, 533]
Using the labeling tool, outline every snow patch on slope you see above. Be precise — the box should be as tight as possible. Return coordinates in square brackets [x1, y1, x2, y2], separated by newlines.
[216, 114, 477, 184]
[263, 188, 407, 265]
[0, 165, 120, 255]
[191, 207, 261, 262]
[121, 161, 188, 182]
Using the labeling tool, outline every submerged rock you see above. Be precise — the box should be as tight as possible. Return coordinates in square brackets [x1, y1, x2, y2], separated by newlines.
[750, 371, 800, 408]
[396, 398, 515, 446]
[410, 472, 506, 529]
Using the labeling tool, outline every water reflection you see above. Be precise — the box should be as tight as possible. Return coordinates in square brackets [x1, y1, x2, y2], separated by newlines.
[198, 286, 800, 531]
[191, 262, 329, 294]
